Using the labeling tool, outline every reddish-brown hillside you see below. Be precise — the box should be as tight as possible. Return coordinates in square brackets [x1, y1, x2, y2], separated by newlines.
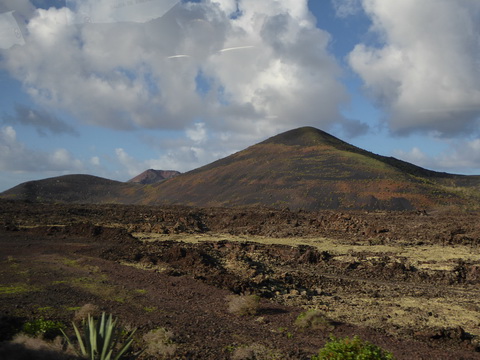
[140, 127, 480, 210]
[128, 169, 180, 184]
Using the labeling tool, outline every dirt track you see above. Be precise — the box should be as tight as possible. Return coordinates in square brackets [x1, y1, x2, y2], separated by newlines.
[1, 200, 480, 359]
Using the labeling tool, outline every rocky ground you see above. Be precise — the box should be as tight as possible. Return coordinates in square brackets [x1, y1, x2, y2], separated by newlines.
[1, 200, 480, 359]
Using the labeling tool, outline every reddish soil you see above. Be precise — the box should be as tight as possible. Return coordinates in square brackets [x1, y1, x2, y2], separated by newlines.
[0, 200, 479, 359]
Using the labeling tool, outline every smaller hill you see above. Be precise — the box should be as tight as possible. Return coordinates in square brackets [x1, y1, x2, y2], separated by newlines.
[0, 174, 143, 204]
[128, 169, 180, 185]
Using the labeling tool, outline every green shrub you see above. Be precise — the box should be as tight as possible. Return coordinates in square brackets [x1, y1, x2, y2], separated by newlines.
[61, 312, 138, 360]
[22, 318, 64, 339]
[312, 336, 395, 360]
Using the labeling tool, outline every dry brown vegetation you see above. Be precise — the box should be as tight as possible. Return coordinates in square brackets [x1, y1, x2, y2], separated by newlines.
[73, 303, 100, 322]
[0, 334, 78, 360]
[294, 310, 335, 331]
[142, 327, 177, 358]
[226, 294, 261, 316]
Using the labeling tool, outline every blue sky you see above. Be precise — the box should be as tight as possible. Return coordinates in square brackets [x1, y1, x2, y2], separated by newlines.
[0, 0, 480, 191]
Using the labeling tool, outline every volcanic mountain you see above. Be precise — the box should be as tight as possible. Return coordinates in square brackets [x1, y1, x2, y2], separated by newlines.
[2, 127, 480, 210]
[128, 169, 180, 184]
[138, 127, 480, 210]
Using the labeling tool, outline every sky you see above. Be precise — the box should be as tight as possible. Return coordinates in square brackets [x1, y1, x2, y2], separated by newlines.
[0, 0, 480, 191]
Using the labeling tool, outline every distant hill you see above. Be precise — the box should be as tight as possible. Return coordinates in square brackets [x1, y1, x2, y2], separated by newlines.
[2, 127, 480, 210]
[0, 174, 143, 204]
[128, 169, 180, 184]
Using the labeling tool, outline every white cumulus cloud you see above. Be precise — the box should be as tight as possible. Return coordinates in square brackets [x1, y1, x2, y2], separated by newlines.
[65, 0, 180, 24]
[349, 0, 480, 137]
[2, 0, 358, 147]
[186, 122, 207, 144]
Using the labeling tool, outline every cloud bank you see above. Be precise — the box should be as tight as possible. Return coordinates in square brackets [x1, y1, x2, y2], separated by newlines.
[349, 0, 480, 137]
[2, 0, 355, 139]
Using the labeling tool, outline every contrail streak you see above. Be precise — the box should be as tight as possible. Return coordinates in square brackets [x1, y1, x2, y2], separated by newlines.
[218, 46, 255, 53]
[167, 55, 191, 59]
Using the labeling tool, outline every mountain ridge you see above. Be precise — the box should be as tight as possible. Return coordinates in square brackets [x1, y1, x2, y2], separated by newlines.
[2, 127, 480, 210]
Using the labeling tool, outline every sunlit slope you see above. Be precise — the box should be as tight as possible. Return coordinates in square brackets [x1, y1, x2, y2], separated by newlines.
[143, 127, 480, 210]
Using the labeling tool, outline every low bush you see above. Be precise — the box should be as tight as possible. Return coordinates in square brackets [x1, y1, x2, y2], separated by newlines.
[312, 335, 395, 360]
[22, 318, 64, 339]
[226, 294, 260, 316]
[142, 327, 177, 358]
[294, 310, 334, 331]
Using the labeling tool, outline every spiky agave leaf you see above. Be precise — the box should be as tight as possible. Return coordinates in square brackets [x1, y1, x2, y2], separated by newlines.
[61, 321, 87, 357]
[88, 314, 97, 359]
[62, 312, 138, 360]
[100, 313, 115, 360]
[113, 328, 137, 360]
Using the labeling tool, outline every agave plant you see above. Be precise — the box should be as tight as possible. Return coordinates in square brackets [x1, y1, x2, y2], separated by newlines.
[62, 312, 137, 360]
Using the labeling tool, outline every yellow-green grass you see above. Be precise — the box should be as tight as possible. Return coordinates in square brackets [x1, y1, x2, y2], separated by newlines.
[0, 283, 38, 295]
[133, 232, 480, 270]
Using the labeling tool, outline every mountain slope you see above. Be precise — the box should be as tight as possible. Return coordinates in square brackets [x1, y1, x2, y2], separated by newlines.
[140, 127, 480, 210]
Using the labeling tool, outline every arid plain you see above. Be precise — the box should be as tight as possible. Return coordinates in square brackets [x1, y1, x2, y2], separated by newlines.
[1, 201, 480, 359]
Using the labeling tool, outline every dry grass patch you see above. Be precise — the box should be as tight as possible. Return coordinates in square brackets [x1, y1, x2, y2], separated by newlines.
[227, 294, 261, 316]
[294, 310, 335, 331]
[133, 232, 480, 275]
[231, 343, 282, 360]
[73, 304, 100, 322]
[0, 334, 77, 360]
[142, 327, 177, 358]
